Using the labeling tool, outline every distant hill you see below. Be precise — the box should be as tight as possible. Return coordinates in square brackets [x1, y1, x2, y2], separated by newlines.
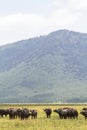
[0, 29, 87, 103]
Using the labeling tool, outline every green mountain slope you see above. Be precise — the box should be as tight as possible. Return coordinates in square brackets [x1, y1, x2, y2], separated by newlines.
[0, 29, 87, 103]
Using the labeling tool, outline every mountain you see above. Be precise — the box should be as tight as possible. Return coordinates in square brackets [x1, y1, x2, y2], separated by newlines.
[0, 29, 87, 103]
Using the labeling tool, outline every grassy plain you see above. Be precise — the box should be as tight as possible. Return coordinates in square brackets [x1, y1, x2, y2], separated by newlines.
[0, 104, 87, 130]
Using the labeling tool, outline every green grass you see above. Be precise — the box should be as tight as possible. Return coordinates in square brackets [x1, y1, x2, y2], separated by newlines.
[0, 104, 87, 130]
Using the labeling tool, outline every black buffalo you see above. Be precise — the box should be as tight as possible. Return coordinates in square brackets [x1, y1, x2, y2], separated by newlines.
[80, 110, 87, 119]
[54, 108, 63, 119]
[9, 108, 17, 119]
[30, 109, 37, 119]
[0, 109, 9, 117]
[20, 108, 31, 120]
[44, 108, 52, 118]
[54, 108, 69, 119]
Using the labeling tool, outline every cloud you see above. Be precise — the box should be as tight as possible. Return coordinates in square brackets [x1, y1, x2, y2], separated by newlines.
[0, 0, 87, 45]
[52, 0, 87, 10]
[51, 0, 87, 30]
[0, 12, 76, 45]
[0, 14, 47, 45]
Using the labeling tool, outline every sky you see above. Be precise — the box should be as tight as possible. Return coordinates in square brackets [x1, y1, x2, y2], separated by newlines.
[0, 0, 87, 45]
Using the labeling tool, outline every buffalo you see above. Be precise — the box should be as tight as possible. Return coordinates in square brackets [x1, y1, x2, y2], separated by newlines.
[54, 108, 69, 119]
[30, 109, 37, 119]
[0, 109, 9, 117]
[9, 108, 20, 119]
[20, 108, 31, 120]
[43, 108, 52, 118]
[80, 108, 87, 120]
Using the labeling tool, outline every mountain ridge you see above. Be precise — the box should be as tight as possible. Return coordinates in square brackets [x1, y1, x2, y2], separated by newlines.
[0, 29, 87, 103]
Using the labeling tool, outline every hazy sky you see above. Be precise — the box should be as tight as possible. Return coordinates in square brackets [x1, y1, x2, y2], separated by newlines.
[0, 0, 87, 45]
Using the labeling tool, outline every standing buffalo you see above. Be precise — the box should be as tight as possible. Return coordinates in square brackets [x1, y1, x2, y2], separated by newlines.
[30, 110, 37, 119]
[43, 108, 52, 118]
[9, 108, 18, 119]
[20, 108, 31, 120]
[54, 108, 69, 119]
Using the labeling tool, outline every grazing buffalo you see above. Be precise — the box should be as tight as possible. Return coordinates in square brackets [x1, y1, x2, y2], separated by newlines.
[44, 108, 52, 118]
[30, 110, 37, 119]
[54, 108, 78, 119]
[80, 110, 87, 119]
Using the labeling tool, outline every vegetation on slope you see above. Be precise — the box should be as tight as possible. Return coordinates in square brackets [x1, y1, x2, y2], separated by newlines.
[0, 30, 87, 102]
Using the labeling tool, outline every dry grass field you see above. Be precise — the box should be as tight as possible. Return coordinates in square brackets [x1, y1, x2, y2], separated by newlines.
[0, 104, 87, 130]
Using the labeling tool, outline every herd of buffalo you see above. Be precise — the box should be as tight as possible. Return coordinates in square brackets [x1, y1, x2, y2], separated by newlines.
[44, 107, 87, 119]
[0, 107, 87, 120]
[0, 108, 37, 120]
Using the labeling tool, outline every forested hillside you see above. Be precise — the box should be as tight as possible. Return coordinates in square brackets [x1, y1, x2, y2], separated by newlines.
[0, 30, 87, 103]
